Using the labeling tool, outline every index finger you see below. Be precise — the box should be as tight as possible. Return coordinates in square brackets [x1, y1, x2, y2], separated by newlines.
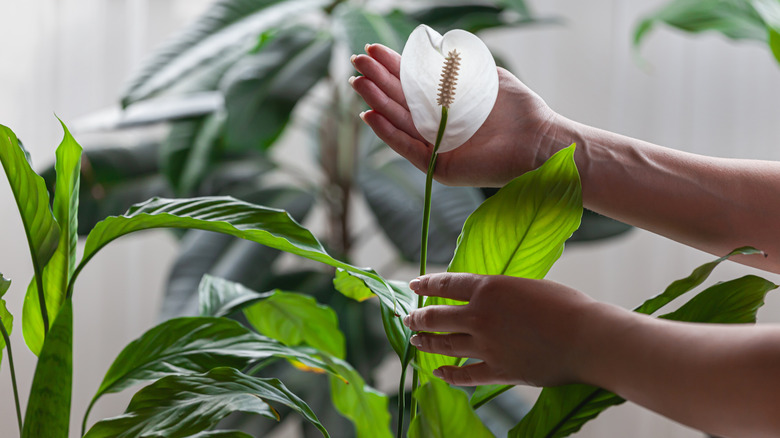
[409, 273, 483, 302]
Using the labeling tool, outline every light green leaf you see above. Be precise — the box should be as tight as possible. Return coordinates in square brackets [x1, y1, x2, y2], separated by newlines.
[83, 316, 341, 431]
[510, 275, 778, 438]
[199, 274, 274, 317]
[332, 269, 376, 302]
[73, 196, 399, 311]
[420, 145, 582, 379]
[321, 355, 392, 438]
[84, 367, 329, 438]
[22, 298, 73, 438]
[244, 290, 346, 359]
[221, 26, 332, 151]
[409, 379, 494, 438]
[0, 273, 12, 364]
[121, 0, 329, 106]
[23, 120, 82, 356]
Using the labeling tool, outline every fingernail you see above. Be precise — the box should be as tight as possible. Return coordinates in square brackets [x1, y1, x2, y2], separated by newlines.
[410, 335, 421, 347]
[402, 315, 410, 327]
[432, 369, 443, 378]
[358, 111, 368, 123]
[350, 54, 357, 65]
[409, 278, 421, 291]
[348, 75, 357, 85]
[364, 43, 371, 52]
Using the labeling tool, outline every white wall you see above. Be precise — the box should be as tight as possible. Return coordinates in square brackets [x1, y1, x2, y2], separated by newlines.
[1, 0, 780, 437]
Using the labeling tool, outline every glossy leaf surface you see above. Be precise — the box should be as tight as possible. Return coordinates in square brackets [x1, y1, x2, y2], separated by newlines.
[408, 379, 494, 438]
[23, 121, 82, 355]
[22, 299, 73, 438]
[84, 367, 329, 438]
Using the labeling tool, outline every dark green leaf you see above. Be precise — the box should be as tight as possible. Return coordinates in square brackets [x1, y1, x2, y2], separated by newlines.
[188, 431, 254, 438]
[244, 290, 346, 359]
[359, 158, 483, 265]
[122, 0, 329, 106]
[409, 379, 494, 438]
[162, 111, 226, 195]
[470, 384, 513, 410]
[199, 274, 274, 317]
[221, 27, 332, 151]
[23, 120, 82, 355]
[84, 367, 329, 438]
[22, 298, 73, 438]
[634, 0, 766, 49]
[568, 209, 632, 243]
[74, 196, 399, 311]
[634, 246, 763, 315]
[332, 5, 416, 53]
[0, 274, 12, 364]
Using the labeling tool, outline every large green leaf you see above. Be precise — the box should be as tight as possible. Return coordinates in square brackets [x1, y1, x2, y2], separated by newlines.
[121, 0, 329, 106]
[510, 274, 778, 438]
[0, 125, 60, 336]
[23, 121, 82, 356]
[359, 158, 484, 265]
[409, 379, 494, 438]
[419, 145, 582, 379]
[162, 111, 226, 195]
[84, 367, 329, 438]
[244, 289, 346, 359]
[73, 196, 399, 310]
[199, 274, 274, 317]
[188, 431, 253, 438]
[332, 4, 417, 54]
[0, 273, 12, 364]
[470, 384, 513, 410]
[634, 0, 767, 49]
[221, 27, 332, 151]
[22, 298, 73, 438]
[82, 316, 341, 431]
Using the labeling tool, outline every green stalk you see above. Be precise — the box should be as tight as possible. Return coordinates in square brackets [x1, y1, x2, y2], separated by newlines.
[0, 320, 23, 436]
[404, 107, 448, 432]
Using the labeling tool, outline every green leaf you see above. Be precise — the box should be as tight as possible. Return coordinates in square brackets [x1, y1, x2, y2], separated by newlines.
[359, 158, 483, 265]
[510, 275, 778, 438]
[84, 367, 329, 438]
[321, 355, 392, 438]
[750, 0, 780, 64]
[634, 0, 767, 49]
[188, 431, 254, 438]
[634, 246, 763, 315]
[22, 298, 73, 438]
[121, 0, 330, 106]
[0, 273, 12, 364]
[74, 196, 399, 311]
[332, 4, 417, 53]
[332, 268, 377, 302]
[244, 289, 346, 359]
[568, 209, 632, 243]
[162, 111, 226, 195]
[199, 274, 274, 317]
[470, 384, 513, 410]
[221, 27, 332, 151]
[23, 120, 82, 356]
[409, 379, 494, 438]
[419, 145, 582, 379]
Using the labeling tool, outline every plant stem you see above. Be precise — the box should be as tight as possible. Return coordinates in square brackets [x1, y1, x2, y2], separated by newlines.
[407, 107, 448, 429]
[396, 362, 408, 438]
[0, 320, 23, 436]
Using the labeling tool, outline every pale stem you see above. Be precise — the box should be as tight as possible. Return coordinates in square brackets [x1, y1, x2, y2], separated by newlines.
[0, 320, 23, 436]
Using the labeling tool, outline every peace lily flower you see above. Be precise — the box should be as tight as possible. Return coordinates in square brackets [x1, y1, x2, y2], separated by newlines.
[400, 24, 499, 153]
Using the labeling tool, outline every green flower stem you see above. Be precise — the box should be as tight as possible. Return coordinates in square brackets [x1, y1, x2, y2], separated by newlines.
[0, 320, 23, 436]
[406, 106, 449, 431]
[396, 362, 408, 438]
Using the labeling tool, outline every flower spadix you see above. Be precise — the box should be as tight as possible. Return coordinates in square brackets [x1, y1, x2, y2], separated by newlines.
[400, 25, 499, 153]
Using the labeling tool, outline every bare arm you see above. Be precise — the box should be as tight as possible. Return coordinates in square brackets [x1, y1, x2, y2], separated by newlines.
[405, 273, 780, 438]
[352, 44, 780, 273]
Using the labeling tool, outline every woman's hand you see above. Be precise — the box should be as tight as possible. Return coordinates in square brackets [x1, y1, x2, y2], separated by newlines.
[402, 272, 606, 387]
[350, 44, 567, 188]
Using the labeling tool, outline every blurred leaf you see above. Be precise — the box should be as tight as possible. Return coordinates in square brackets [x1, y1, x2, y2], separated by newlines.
[162, 111, 226, 195]
[161, 187, 314, 318]
[221, 27, 332, 151]
[84, 367, 329, 438]
[22, 299, 73, 438]
[359, 158, 483, 265]
[83, 316, 342, 430]
[332, 5, 417, 53]
[199, 274, 274, 317]
[122, 0, 329, 106]
[510, 274, 778, 438]
[634, 0, 766, 49]
[244, 290, 346, 359]
[751, 0, 780, 64]
[568, 209, 632, 243]
[0, 274, 12, 364]
[634, 246, 763, 315]
[24, 120, 82, 356]
[188, 431, 253, 438]
[470, 384, 512, 410]
[409, 379, 494, 438]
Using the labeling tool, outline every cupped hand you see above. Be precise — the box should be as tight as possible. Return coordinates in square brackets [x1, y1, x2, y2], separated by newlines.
[402, 273, 603, 387]
[350, 44, 564, 188]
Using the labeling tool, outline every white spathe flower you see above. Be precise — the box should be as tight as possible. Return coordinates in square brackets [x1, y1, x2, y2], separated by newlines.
[400, 25, 499, 154]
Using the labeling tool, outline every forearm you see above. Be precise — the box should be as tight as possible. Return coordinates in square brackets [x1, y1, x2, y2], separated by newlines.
[545, 116, 780, 273]
[580, 303, 780, 438]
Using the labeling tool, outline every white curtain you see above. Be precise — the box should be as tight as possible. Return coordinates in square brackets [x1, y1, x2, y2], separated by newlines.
[1, 0, 779, 436]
